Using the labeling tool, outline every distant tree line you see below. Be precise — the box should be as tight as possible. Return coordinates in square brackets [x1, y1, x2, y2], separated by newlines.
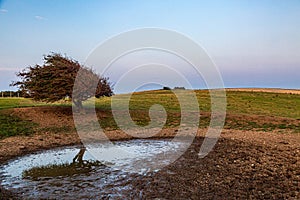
[162, 86, 186, 90]
[0, 91, 28, 98]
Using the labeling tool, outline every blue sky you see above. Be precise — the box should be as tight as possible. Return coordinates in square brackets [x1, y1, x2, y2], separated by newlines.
[0, 0, 299, 92]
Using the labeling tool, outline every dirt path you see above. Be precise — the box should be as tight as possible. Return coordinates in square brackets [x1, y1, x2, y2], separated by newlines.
[226, 88, 300, 94]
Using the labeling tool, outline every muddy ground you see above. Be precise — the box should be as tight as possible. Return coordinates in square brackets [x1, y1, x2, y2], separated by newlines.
[127, 135, 299, 199]
[0, 107, 299, 199]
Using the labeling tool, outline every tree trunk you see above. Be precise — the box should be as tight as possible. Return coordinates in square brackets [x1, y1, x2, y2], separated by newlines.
[73, 99, 83, 110]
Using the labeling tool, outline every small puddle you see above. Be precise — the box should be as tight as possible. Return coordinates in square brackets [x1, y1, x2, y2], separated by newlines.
[0, 139, 186, 199]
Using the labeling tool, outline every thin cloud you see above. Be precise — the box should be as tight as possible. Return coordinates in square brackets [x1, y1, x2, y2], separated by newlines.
[0, 9, 8, 13]
[35, 15, 47, 20]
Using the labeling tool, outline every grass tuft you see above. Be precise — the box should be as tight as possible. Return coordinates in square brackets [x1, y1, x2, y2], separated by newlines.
[0, 111, 37, 139]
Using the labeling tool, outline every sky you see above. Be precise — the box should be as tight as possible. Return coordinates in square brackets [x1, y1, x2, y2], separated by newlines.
[0, 0, 300, 92]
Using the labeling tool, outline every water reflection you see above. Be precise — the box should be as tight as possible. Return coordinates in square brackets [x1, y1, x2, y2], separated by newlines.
[22, 147, 105, 180]
[73, 147, 86, 164]
[0, 139, 185, 199]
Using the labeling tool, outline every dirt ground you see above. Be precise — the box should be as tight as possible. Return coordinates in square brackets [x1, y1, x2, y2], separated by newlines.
[127, 133, 299, 199]
[0, 107, 299, 199]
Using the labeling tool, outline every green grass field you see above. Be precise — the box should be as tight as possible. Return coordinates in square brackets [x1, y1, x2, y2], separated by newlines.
[92, 90, 300, 131]
[102, 90, 300, 119]
[0, 90, 299, 139]
[0, 98, 45, 110]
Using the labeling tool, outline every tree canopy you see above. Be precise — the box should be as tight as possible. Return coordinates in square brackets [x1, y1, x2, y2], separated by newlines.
[11, 53, 113, 108]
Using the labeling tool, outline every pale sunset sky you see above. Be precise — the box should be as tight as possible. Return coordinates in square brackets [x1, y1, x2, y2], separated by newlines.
[0, 0, 299, 92]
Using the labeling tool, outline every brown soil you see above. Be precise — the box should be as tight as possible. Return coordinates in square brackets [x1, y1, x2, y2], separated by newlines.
[128, 133, 299, 199]
[0, 107, 299, 199]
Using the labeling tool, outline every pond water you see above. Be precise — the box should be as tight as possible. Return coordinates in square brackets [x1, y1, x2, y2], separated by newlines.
[0, 139, 187, 199]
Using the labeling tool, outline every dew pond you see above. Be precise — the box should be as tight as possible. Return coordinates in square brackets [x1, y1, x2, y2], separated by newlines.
[0, 139, 188, 199]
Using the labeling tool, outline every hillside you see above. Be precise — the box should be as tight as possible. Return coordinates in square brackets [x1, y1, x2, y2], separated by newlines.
[0, 89, 299, 199]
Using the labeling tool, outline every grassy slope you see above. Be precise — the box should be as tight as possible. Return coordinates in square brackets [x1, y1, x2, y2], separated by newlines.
[0, 98, 65, 138]
[0, 109, 38, 138]
[90, 90, 300, 119]
[226, 91, 300, 119]
[92, 90, 300, 132]
[0, 90, 299, 139]
[0, 98, 43, 110]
